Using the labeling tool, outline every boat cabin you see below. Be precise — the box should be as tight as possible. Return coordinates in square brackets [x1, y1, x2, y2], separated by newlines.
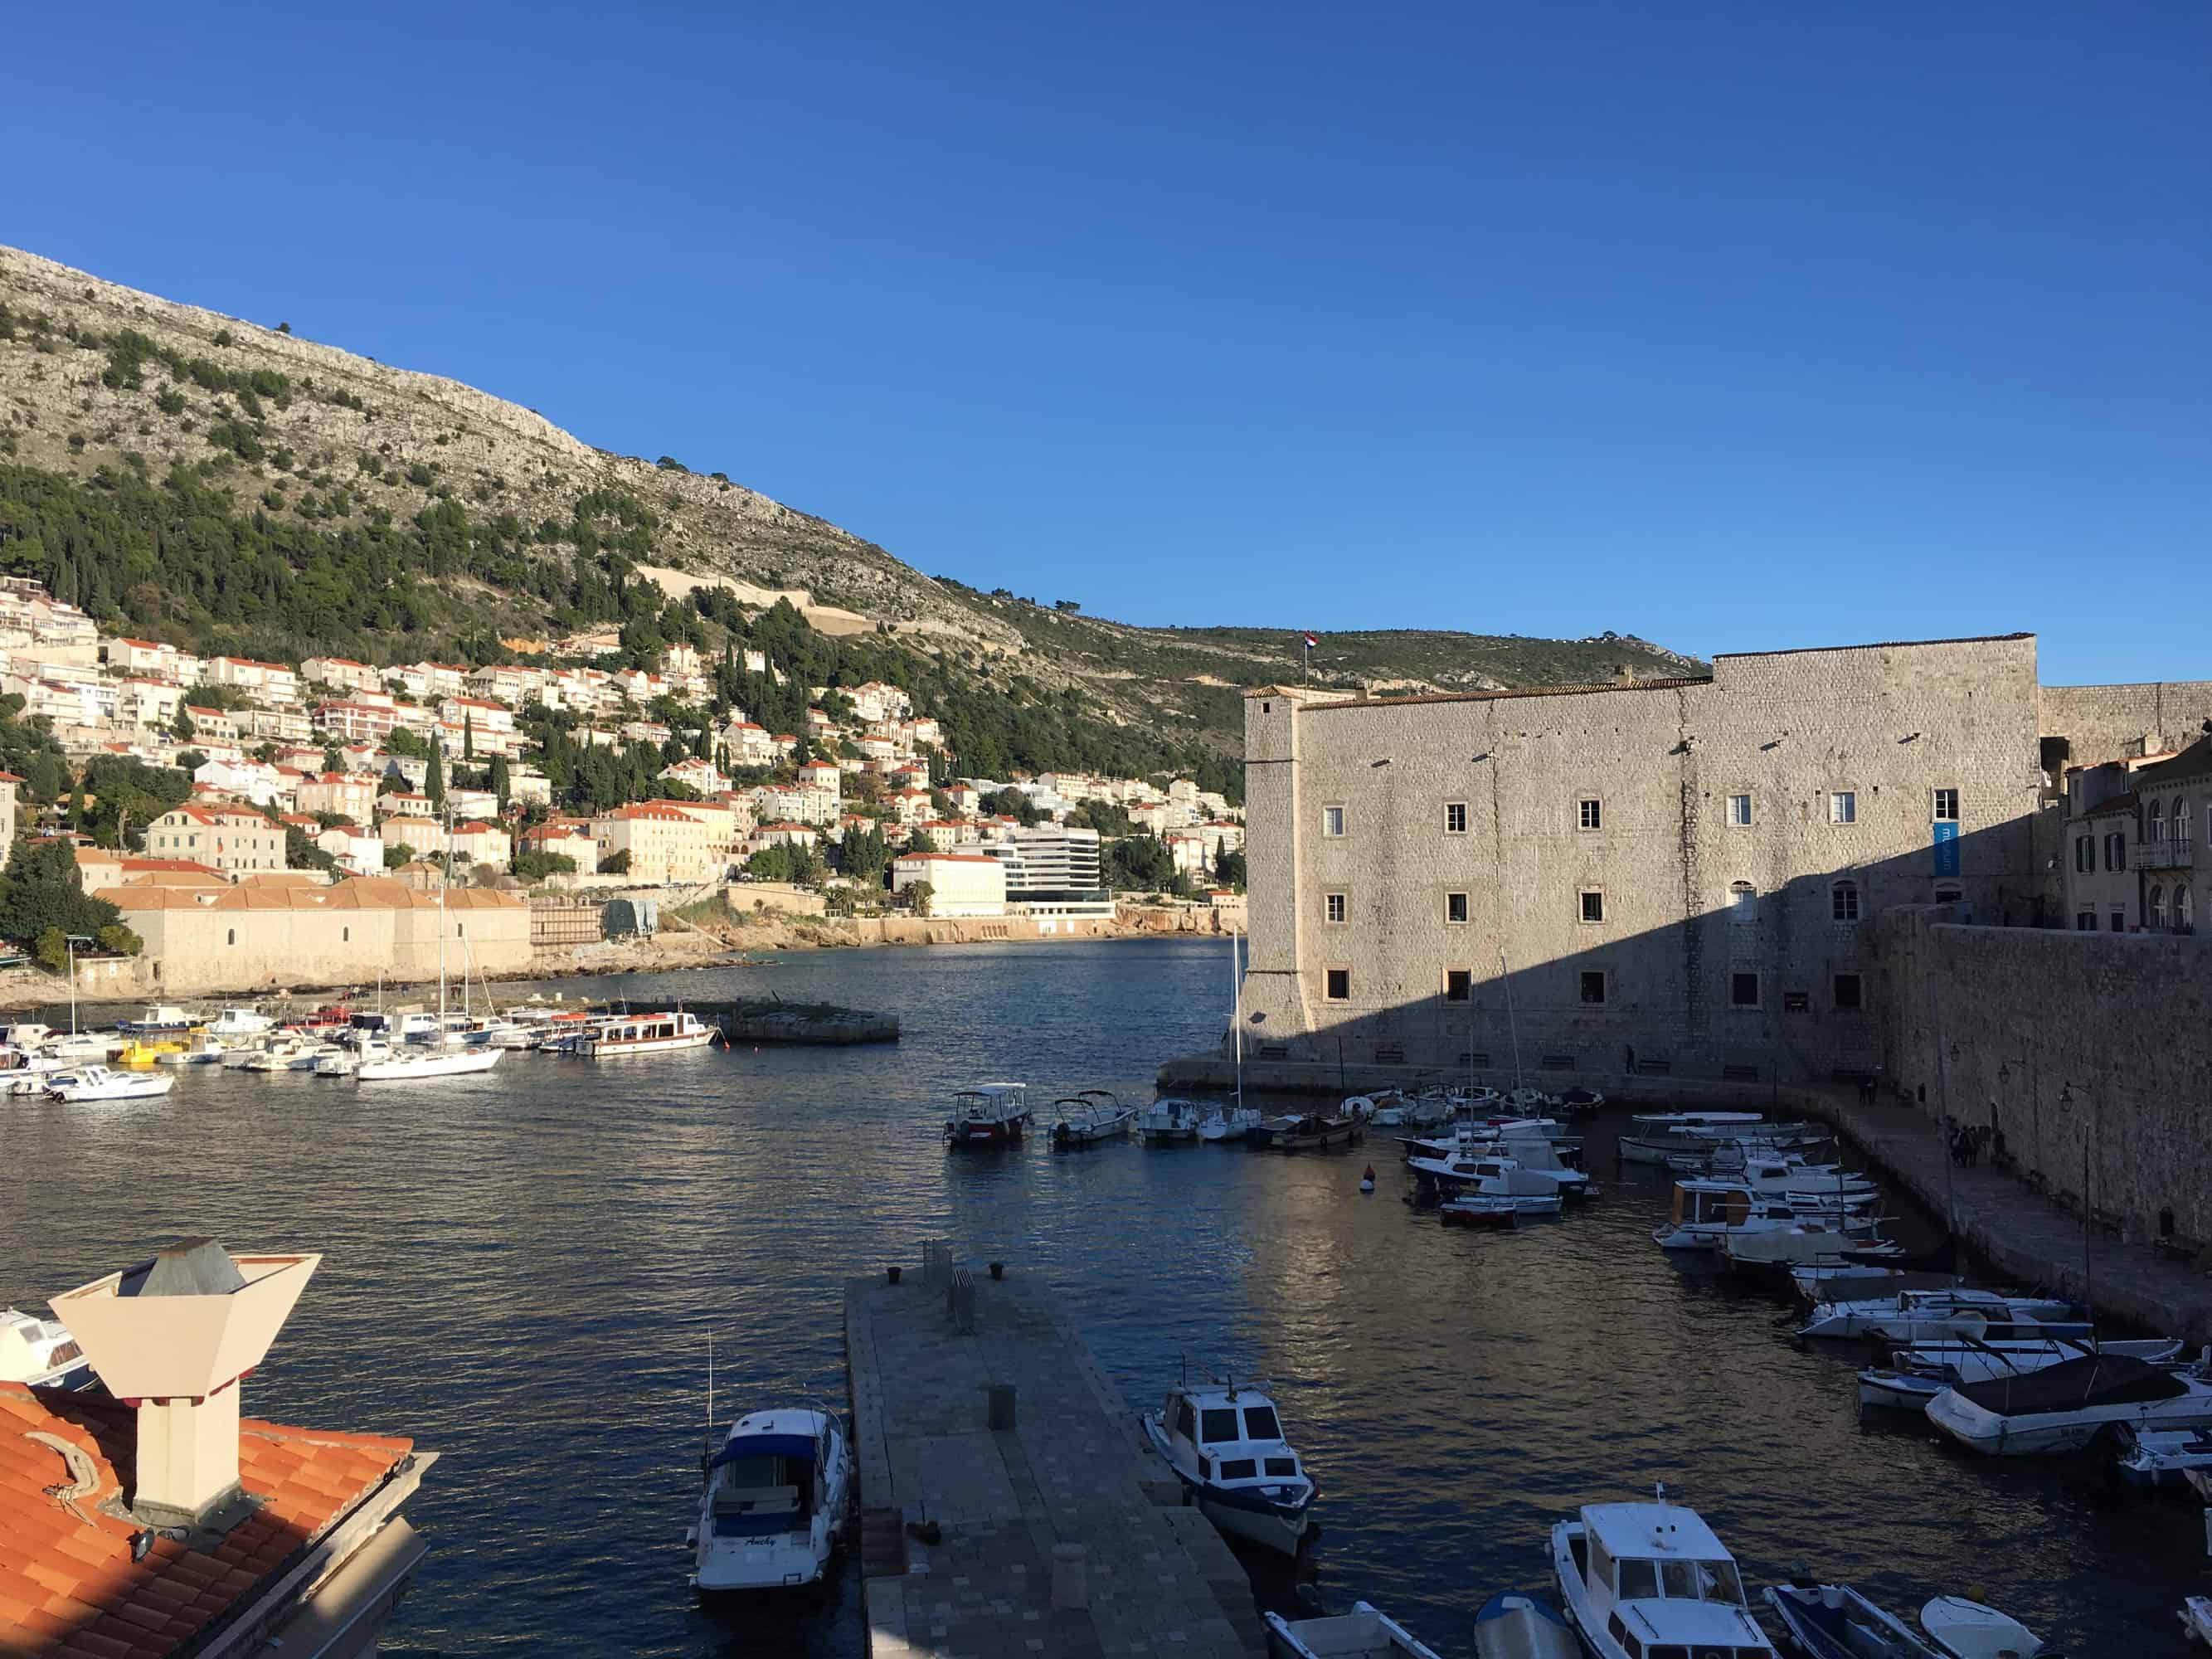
[705, 1411, 832, 1542]
[950, 1082, 1028, 1127]
[1157, 1384, 1306, 1496]
[1566, 1501, 1772, 1659]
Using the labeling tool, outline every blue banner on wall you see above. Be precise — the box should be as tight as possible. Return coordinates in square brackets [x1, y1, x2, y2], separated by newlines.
[1932, 820, 1960, 876]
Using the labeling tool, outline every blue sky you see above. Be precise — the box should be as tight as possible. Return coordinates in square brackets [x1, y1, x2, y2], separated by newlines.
[5, 2, 2206, 682]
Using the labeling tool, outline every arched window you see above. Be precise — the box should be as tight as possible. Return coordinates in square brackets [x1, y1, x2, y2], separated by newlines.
[2180, 888, 2195, 932]
[2149, 800, 2165, 841]
[2150, 886, 2167, 929]
[226, 928, 236, 946]
[1830, 879, 1860, 922]
[343, 927, 350, 942]
[2178, 799, 2194, 848]
[1729, 882, 1756, 924]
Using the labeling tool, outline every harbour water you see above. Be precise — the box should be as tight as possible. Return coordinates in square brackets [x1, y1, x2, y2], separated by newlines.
[1, 938, 2200, 1655]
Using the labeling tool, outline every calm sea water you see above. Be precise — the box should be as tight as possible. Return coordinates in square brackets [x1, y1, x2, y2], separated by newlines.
[1, 940, 2199, 1656]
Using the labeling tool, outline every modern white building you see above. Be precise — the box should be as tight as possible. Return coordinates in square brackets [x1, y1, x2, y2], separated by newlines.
[982, 825, 1112, 918]
[892, 850, 1008, 917]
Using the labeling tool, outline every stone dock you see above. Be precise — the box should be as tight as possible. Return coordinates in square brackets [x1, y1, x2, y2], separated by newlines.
[844, 1262, 1266, 1659]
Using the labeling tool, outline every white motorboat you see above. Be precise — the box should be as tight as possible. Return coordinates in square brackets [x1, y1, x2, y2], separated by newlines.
[1918, 1597, 2047, 1658]
[1266, 1601, 1442, 1659]
[1472, 1592, 1578, 1659]
[46, 1065, 176, 1102]
[1503, 1085, 1559, 1115]
[1551, 1491, 1777, 1659]
[1631, 1111, 1767, 1131]
[1764, 1583, 1946, 1659]
[1410, 1151, 1587, 1202]
[1198, 1104, 1265, 1143]
[0, 1306, 91, 1389]
[1800, 1288, 2088, 1344]
[1859, 1336, 2185, 1413]
[394, 1012, 443, 1044]
[946, 1082, 1030, 1146]
[242, 1035, 326, 1073]
[1142, 1382, 1316, 1555]
[43, 1030, 118, 1063]
[2117, 1421, 2212, 1486]
[1619, 1117, 1828, 1165]
[1135, 1097, 1203, 1145]
[2182, 1595, 2212, 1647]
[205, 1006, 274, 1039]
[357, 1044, 503, 1082]
[115, 1004, 197, 1037]
[1652, 1181, 1881, 1251]
[1441, 1193, 1549, 1226]
[155, 1033, 231, 1066]
[1719, 1225, 1903, 1277]
[1050, 1089, 1136, 1146]
[1928, 1352, 2212, 1456]
[576, 1009, 716, 1056]
[689, 1408, 851, 1593]
[0, 1044, 64, 1092]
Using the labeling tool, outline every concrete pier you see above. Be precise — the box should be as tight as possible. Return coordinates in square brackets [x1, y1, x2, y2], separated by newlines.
[845, 1264, 1266, 1659]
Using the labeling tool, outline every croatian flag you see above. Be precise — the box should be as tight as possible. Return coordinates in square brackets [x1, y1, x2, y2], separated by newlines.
[1302, 632, 1319, 648]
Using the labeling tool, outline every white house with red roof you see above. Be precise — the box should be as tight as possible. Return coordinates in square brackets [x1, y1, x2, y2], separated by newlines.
[315, 699, 401, 743]
[447, 819, 513, 872]
[302, 654, 384, 695]
[295, 771, 381, 823]
[146, 803, 288, 873]
[437, 694, 516, 734]
[659, 755, 728, 796]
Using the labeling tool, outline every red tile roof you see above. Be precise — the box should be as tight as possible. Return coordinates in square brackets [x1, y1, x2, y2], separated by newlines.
[0, 1382, 412, 1657]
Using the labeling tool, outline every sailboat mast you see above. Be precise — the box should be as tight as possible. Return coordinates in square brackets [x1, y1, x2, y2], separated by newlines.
[437, 808, 450, 1029]
[1500, 951, 1523, 1091]
[1231, 927, 1242, 1107]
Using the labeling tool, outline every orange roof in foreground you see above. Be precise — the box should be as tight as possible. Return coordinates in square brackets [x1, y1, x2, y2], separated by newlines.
[0, 1382, 412, 1656]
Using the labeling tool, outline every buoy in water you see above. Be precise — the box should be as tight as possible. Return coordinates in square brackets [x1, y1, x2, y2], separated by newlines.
[1359, 1165, 1376, 1194]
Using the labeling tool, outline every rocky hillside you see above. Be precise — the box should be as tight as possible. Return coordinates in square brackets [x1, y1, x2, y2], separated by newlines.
[0, 245, 1702, 763]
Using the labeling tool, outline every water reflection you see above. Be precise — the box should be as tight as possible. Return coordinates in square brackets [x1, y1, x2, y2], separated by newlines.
[0, 941, 2196, 1656]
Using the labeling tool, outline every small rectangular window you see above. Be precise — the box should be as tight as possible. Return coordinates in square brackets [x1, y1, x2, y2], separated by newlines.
[1580, 890, 1604, 923]
[1578, 797, 1602, 831]
[1322, 805, 1346, 838]
[2076, 912, 2094, 932]
[1325, 892, 1346, 924]
[1831, 882, 1860, 922]
[1579, 971, 1606, 1005]
[1933, 788, 1959, 822]
[1445, 892, 1469, 924]
[1443, 801, 1468, 834]
[1830, 791, 1856, 825]
[1727, 793, 1753, 827]
[1729, 971, 1760, 1008]
[1834, 973, 1863, 1010]
[1444, 970, 1471, 1003]
[1325, 968, 1350, 1001]
[2109, 912, 2124, 933]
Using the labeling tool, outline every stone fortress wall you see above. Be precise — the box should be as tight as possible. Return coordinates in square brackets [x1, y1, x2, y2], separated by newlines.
[1240, 635, 2049, 1085]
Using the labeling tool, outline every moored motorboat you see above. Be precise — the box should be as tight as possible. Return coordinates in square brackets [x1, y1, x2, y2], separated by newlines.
[1720, 1224, 1903, 1279]
[1763, 1582, 1944, 1659]
[576, 1008, 716, 1056]
[115, 1004, 197, 1038]
[46, 1064, 176, 1102]
[1550, 1490, 1777, 1659]
[1928, 1352, 2212, 1456]
[2182, 1595, 2212, 1646]
[1652, 1180, 1880, 1251]
[1800, 1288, 2088, 1344]
[357, 1044, 503, 1082]
[1271, 1113, 1363, 1152]
[946, 1082, 1030, 1146]
[1266, 1601, 1442, 1659]
[1142, 1381, 1316, 1555]
[1440, 1194, 1526, 1228]
[1135, 1096, 1203, 1145]
[1051, 1089, 1135, 1146]
[1198, 1103, 1265, 1143]
[1472, 1591, 1578, 1659]
[689, 1408, 851, 1593]
[1859, 1336, 2184, 1413]
[1918, 1596, 2048, 1658]
[0, 1306, 91, 1389]
[156, 1033, 230, 1066]
[1553, 1087, 1605, 1116]
[2117, 1421, 2212, 1486]
[206, 1005, 274, 1039]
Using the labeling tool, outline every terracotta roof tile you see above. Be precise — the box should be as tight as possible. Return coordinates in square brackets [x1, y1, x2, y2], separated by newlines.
[0, 1384, 412, 1657]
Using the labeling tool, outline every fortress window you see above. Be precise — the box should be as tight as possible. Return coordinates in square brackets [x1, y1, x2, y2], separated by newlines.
[1834, 974, 1863, 1010]
[1325, 892, 1347, 924]
[1729, 971, 1760, 1009]
[1830, 880, 1860, 922]
[1444, 970, 1471, 1003]
[1321, 805, 1346, 838]
[1578, 797, 1602, 831]
[226, 929, 236, 946]
[1728, 881, 1757, 924]
[1444, 801, 1468, 834]
[1579, 891, 1605, 923]
[1934, 884, 1962, 905]
[1325, 968, 1350, 1001]
[2077, 912, 2095, 931]
[1829, 791, 1856, 825]
[1727, 794, 1753, 827]
[2073, 837, 2092, 873]
[1579, 971, 1606, 1005]
[1933, 788, 1959, 822]
[1445, 892, 1469, 925]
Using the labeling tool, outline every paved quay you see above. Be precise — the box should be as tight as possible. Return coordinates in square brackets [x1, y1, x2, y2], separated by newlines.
[844, 1262, 1266, 1659]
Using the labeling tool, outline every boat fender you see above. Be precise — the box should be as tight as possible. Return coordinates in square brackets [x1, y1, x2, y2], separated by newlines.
[1359, 1165, 1376, 1193]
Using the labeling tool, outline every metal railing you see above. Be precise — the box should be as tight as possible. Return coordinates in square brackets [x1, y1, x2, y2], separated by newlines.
[2132, 839, 2195, 869]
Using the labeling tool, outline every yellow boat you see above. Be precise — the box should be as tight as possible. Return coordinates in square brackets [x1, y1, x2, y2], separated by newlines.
[116, 1037, 187, 1068]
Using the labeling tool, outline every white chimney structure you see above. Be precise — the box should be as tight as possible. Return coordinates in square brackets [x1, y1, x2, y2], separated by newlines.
[53, 1238, 319, 1530]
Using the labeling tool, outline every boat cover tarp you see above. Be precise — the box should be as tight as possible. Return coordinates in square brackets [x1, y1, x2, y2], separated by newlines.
[711, 1433, 817, 1467]
[1954, 1353, 2190, 1413]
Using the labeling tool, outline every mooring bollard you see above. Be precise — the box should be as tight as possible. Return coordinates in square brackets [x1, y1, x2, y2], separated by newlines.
[985, 1382, 1017, 1431]
[887, 1265, 902, 1286]
[1051, 1540, 1088, 1608]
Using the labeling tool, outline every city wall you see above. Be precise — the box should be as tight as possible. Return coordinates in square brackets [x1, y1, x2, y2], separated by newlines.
[1877, 906, 2212, 1246]
[2039, 680, 2212, 765]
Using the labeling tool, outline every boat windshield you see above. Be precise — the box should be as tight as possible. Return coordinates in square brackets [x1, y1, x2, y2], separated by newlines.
[1619, 1558, 1745, 1604]
[1242, 1405, 1281, 1440]
[1200, 1408, 1241, 1443]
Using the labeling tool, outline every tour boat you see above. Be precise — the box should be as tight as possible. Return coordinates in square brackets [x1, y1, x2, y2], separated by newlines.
[2117, 1421, 2212, 1486]
[114, 1037, 185, 1068]
[1141, 1381, 1316, 1555]
[357, 1044, 503, 1082]
[1917, 1597, 2049, 1658]
[1762, 1583, 1947, 1659]
[46, 1065, 176, 1102]
[576, 1009, 716, 1056]
[1050, 1089, 1136, 1146]
[1652, 1181, 1881, 1251]
[1550, 1490, 1777, 1659]
[1799, 1288, 2088, 1344]
[689, 1408, 851, 1593]
[115, 1005, 197, 1037]
[946, 1082, 1030, 1146]
[0, 1306, 91, 1390]
[1472, 1591, 1577, 1659]
[206, 1006, 274, 1039]
[1135, 1097, 1203, 1145]
[1927, 1352, 2212, 1456]
[1198, 1103, 1266, 1143]
[1266, 1602, 1443, 1659]
[1857, 1336, 2185, 1413]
